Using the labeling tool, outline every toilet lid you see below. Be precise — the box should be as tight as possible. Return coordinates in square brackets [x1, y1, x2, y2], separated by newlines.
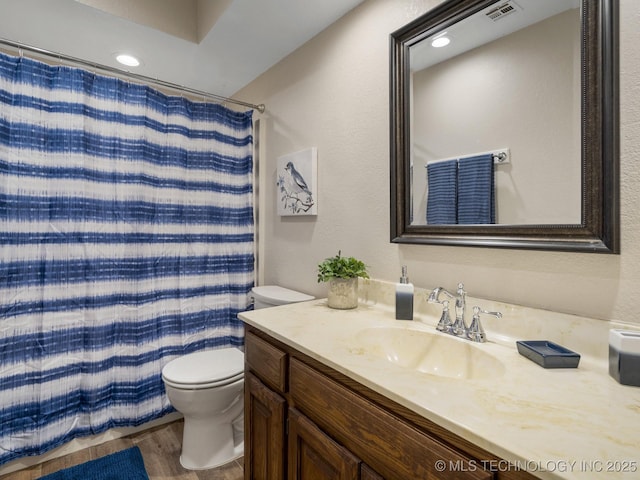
[162, 348, 244, 386]
[252, 285, 314, 305]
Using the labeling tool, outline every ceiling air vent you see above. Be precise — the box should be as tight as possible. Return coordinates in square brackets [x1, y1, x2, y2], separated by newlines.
[485, 1, 522, 21]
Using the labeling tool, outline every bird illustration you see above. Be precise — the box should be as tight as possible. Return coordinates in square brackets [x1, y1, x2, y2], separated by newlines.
[284, 161, 312, 196]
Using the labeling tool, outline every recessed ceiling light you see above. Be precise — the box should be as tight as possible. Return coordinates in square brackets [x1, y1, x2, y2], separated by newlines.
[431, 36, 451, 48]
[115, 54, 140, 67]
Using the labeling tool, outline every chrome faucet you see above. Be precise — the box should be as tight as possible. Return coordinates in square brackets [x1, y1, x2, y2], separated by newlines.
[427, 283, 501, 343]
[451, 283, 467, 337]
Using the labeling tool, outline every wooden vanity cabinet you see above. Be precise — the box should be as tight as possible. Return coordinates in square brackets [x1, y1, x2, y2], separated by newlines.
[244, 327, 535, 480]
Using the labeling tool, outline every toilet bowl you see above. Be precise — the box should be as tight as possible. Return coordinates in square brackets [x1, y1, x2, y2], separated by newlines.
[162, 348, 244, 470]
[162, 285, 313, 470]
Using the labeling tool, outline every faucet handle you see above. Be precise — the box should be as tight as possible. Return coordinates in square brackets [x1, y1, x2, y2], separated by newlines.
[467, 306, 502, 343]
[427, 286, 454, 304]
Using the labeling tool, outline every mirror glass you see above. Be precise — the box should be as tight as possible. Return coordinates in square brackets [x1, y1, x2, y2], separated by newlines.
[390, 0, 619, 252]
[411, 0, 580, 226]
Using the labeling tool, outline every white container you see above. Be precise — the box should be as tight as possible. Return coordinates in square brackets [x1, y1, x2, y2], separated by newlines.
[327, 277, 358, 309]
[609, 329, 640, 386]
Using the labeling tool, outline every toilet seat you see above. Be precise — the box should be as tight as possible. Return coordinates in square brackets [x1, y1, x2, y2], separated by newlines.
[162, 348, 244, 390]
[163, 372, 244, 390]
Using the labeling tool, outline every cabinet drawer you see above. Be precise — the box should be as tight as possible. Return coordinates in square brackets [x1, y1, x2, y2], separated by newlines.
[245, 330, 287, 393]
[290, 358, 493, 480]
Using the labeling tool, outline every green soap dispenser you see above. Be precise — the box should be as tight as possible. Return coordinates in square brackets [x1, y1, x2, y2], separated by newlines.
[395, 266, 414, 320]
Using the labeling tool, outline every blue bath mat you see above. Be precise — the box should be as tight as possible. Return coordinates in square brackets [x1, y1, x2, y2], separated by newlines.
[38, 446, 149, 480]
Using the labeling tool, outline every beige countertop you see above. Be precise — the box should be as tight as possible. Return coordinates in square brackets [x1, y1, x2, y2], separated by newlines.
[239, 281, 640, 480]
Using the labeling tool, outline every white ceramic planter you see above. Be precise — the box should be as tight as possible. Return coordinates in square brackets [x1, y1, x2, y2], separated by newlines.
[327, 278, 358, 309]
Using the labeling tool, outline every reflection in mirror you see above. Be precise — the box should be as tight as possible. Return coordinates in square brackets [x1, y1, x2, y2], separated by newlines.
[390, 0, 619, 252]
[410, 0, 580, 226]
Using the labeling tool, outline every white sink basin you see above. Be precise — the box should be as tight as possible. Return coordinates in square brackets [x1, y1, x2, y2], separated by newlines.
[352, 326, 505, 380]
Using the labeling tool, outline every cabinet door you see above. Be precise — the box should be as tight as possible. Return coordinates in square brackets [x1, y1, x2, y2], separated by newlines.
[288, 408, 359, 480]
[245, 371, 286, 480]
[361, 465, 385, 480]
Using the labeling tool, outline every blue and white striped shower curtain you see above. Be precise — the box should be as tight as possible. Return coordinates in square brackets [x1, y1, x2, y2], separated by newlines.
[0, 52, 254, 464]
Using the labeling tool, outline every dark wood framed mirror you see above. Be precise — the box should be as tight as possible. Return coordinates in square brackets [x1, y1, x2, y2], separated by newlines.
[390, 0, 619, 253]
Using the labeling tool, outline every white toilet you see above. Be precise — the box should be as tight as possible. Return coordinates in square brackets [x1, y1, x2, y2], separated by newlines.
[161, 285, 313, 470]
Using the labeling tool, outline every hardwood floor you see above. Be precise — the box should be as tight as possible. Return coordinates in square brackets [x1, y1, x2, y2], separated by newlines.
[0, 421, 244, 480]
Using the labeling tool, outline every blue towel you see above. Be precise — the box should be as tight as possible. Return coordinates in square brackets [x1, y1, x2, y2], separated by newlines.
[457, 154, 495, 224]
[426, 160, 458, 224]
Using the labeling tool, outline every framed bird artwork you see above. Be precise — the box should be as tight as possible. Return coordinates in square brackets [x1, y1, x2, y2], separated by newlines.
[276, 147, 318, 216]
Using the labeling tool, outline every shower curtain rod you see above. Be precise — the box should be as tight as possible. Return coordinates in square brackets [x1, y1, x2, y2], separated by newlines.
[0, 38, 266, 113]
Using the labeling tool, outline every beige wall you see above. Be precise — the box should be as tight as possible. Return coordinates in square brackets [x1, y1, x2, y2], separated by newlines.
[412, 9, 581, 225]
[237, 0, 639, 324]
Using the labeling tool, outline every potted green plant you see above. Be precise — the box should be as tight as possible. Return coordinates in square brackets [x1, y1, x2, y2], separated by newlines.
[317, 251, 369, 309]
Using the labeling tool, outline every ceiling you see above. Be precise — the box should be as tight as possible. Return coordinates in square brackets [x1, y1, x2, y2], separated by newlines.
[411, 0, 580, 71]
[0, 0, 366, 101]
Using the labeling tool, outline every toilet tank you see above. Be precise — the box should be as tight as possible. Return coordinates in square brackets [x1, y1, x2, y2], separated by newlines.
[251, 285, 314, 309]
